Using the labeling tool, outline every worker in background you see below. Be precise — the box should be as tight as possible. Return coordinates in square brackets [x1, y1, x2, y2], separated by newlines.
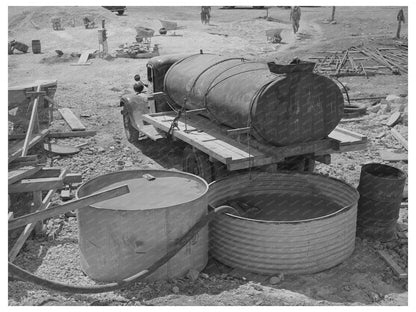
[396, 8, 405, 39]
[201, 6, 211, 24]
[133, 74, 148, 94]
[290, 6, 301, 34]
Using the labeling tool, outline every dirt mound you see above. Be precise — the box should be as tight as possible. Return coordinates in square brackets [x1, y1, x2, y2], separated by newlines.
[8, 6, 114, 34]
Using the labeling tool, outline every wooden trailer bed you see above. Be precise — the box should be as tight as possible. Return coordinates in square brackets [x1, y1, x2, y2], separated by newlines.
[141, 111, 367, 171]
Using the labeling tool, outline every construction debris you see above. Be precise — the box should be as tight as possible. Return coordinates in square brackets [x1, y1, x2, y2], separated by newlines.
[390, 128, 408, 150]
[116, 42, 159, 58]
[312, 43, 408, 76]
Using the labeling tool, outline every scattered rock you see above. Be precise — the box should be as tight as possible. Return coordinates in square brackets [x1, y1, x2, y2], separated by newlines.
[269, 274, 284, 285]
[252, 284, 263, 291]
[200, 273, 209, 279]
[172, 286, 180, 294]
[186, 269, 200, 281]
[386, 94, 400, 102]
[369, 291, 381, 302]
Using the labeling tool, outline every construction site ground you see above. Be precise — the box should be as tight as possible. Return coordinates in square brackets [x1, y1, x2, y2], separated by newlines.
[8, 6, 408, 306]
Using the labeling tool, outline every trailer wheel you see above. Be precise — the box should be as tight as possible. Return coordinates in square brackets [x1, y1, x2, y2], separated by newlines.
[122, 111, 140, 143]
[182, 146, 213, 183]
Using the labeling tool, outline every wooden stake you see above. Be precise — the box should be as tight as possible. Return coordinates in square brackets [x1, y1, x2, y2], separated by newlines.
[21, 85, 42, 157]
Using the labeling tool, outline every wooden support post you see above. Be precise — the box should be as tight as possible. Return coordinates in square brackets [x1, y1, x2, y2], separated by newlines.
[8, 184, 130, 231]
[331, 6, 336, 22]
[9, 189, 56, 262]
[32, 191, 45, 235]
[21, 85, 42, 156]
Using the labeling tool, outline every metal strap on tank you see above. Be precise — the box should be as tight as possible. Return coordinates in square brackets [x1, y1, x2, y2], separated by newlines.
[201, 62, 266, 124]
[248, 78, 280, 144]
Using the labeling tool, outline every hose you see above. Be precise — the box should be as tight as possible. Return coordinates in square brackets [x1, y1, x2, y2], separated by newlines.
[8, 206, 238, 294]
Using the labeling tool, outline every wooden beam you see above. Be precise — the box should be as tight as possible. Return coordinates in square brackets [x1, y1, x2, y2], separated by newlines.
[58, 108, 86, 131]
[8, 189, 56, 262]
[377, 250, 407, 279]
[8, 177, 65, 193]
[9, 130, 97, 140]
[29, 168, 83, 184]
[8, 129, 50, 163]
[8, 165, 42, 185]
[391, 128, 408, 150]
[21, 85, 42, 156]
[8, 184, 130, 230]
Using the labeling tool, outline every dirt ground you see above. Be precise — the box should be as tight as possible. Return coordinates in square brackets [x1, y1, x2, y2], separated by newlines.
[8, 6, 408, 306]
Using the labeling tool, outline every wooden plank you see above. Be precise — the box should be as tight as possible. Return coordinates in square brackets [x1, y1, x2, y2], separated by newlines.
[143, 114, 261, 165]
[9, 130, 97, 140]
[140, 125, 165, 141]
[8, 165, 42, 185]
[380, 150, 408, 162]
[21, 85, 42, 156]
[29, 168, 83, 184]
[58, 108, 86, 131]
[8, 184, 130, 230]
[8, 177, 65, 193]
[8, 129, 50, 163]
[329, 126, 367, 145]
[9, 189, 56, 262]
[377, 250, 408, 279]
[48, 130, 96, 138]
[391, 128, 408, 150]
[76, 50, 94, 64]
[9, 155, 39, 164]
[337, 142, 368, 153]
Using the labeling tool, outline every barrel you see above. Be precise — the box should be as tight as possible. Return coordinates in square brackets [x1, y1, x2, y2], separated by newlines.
[163, 54, 344, 146]
[356, 163, 406, 241]
[76, 169, 209, 282]
[32, 40, 41, 54]
[13, 41, 28, 53]
[208, 171, 359, 274]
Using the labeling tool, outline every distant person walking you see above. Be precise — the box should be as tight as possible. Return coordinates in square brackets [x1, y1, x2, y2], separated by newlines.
[201, 6, 211, 24]
[290, 6, 301, 34]
[396, 8, 405, 39]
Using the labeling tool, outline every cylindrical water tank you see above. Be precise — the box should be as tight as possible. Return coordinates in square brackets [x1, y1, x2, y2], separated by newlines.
[356, 163, 406, 241]
[76, 169, 209, 282]
[164, 54, 344, 146]
[208, 171, 359, 274]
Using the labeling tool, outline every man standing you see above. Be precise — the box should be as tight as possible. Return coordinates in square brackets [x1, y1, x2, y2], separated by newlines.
[290, 6, 301, 34]
[396, 8, 405, 39]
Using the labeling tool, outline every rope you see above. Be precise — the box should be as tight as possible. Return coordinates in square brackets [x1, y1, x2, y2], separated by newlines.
[8, 206, 235, 294]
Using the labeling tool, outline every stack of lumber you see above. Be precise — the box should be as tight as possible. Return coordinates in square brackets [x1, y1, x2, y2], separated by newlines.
[311, 44, 408, 76]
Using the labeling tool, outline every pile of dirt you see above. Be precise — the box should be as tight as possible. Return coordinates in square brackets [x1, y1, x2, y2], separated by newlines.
[39, 54, 79, 65]
[8, 6, 114, 35]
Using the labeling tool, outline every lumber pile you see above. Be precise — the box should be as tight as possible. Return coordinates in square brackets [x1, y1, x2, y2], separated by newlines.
[311, 43, 408, 76]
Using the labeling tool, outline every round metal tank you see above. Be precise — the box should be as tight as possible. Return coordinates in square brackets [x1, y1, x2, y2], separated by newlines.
[208, 171, 359, 274]
[76, 169, 209, 282]
[357, 163, 406, 241]
[164, 54, 344, 146]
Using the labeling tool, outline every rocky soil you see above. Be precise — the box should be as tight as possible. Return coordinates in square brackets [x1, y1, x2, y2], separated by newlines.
[8, 6, 408, 306]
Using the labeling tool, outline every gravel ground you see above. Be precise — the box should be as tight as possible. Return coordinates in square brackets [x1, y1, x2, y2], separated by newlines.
[8, 6, 408, 306]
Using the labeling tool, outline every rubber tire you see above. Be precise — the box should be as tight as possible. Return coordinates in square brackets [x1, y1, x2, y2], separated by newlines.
[182, 146, 213, 183]
[123, 111, 140, 143]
